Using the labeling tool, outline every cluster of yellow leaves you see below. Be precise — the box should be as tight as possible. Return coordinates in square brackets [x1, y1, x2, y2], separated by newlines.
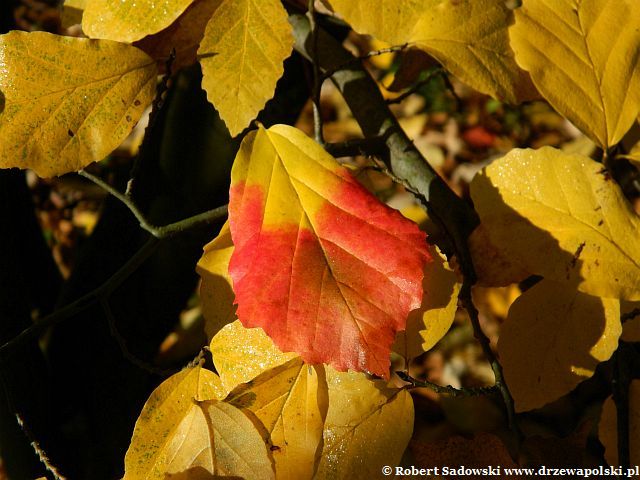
[124, 320, 414, 479]
[464, 0, 640, 414]
[0, 0, 295, 177]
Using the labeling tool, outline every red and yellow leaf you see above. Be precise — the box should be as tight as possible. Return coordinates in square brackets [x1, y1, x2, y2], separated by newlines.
[228, 125, 430, 377]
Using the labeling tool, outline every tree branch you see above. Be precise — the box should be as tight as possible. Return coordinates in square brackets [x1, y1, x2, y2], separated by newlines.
[79, 170, 228, 238]
[397, 371, 499, 397]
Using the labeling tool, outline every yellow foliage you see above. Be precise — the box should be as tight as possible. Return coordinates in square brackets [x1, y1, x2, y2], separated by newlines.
[471, 147, 640, 301]
[124, 365, 226, 479]
[315, 367, 414, 479]
[510, 0, 640, 148]
[209, 320, 297, 396]
[328, 0, 536, 103]
[198, 0, 293, 136]
[499, 280, 621, 412]
[0, 31, 156, 177]
[83, 0, 197, 43]
[599, 380, 640, 467]
[228, 359, 328, 479]
[197, 221, 236, 339]
[394, 245, 460, 360]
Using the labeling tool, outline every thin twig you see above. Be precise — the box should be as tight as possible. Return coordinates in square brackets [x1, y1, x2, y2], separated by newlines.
[79, 170, 228, 238]
[621, 308, 640, 323]
[307, 0, 324, 144]
[459, 281, 518, 434]
[320, 43, 409, 83]
[386, 68, 445, 105]
[0, 237, 160, 359]
[397, 371, 498, 397]
[100, 299, 178, 377]
[16, 413, 67, 480]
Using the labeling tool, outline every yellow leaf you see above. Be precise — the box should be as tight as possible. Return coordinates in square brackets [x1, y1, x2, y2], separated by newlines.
[0, 31, 156, 177]
[197, 221, 236, 339]
[468, 223, 531, 287]
[499, 279, 621, 412]
[394, 245, 460, 360]
[228, 359, 328, 479]
[209, 320, 297, 396]
[124, 365, 226, 479]
[470, 147, 640, 301]
[598, 380, 640, 467]
[83, 0, 197, 43]
[198, 0, 293, 136]
[509, 0, 640, 148]
[328, 0, 536, 104]
[315, 367, 414, 478]
[198, 400, 275, 479]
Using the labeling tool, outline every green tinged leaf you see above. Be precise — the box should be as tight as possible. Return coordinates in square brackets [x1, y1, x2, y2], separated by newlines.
[0, 31, 156, 177]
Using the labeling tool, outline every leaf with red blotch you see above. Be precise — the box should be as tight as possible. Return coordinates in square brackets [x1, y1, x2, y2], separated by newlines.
[228, 125, 430, 378]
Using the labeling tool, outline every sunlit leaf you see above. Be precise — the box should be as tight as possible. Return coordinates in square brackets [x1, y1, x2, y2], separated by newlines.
[227, 358, 328, 479]
[470, 147, 640, 301]
[229, 124, 430, 377]
[499, 279, 621, 412]
[328, 0, 537, 103]
[394, 245, 460, 360]
[0, 31, 156, 177]
[510, 0, 640, 148]
[598, 380, 640, 467]
[83, 0, 197, 43]
[124, 365, 225, 479]
[197, 221, 236, 339]
[209, 320, 296, 396]
[198, 0, 293, 136]
[315, 367, 414, 479]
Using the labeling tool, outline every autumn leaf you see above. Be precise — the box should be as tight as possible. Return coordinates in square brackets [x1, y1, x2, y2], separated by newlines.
[209, 320, 296, 396]
[598, 380, 640, 467]
[198, 0, 293, 136]
[228, 124, 430, 377]
[328, 0, 536, 104]
[227, 358, 328, 479]
[197, 221, 236, 339]
[499, 279, 621, 412]
[315, 367, 414, 478]
[510, 0, 640, 148]
[134, 0, 221, 72]
[0, 31, 156, 177]
[394, 245, 460, 360]
[83, 0, 197, 43]
[124, 364, 226, 479]
[470, 147, 640, 301]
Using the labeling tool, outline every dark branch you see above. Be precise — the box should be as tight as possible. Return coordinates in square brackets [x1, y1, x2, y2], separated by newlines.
[397, 371, 498, 397]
